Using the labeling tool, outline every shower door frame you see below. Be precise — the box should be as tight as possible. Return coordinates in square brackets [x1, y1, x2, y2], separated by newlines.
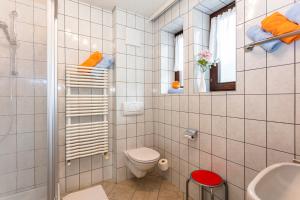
[47, 0, 58, 200]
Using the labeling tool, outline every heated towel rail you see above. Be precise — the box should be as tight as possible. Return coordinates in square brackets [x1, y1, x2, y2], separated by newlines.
[65, 65, 109, 161]
[245, 29, 300, 51]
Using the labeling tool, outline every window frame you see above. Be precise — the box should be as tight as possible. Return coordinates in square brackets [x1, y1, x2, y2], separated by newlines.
[210, 63, 236, 91]
[209, 2, 236, 91]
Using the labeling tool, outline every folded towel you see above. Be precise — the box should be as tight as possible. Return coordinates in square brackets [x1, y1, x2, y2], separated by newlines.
[80, 51, 103, 67]
[91, 56, 113, 75]
[94, 56, 113, 69]
[246, 25, 283, 52]
[286, 3, 300, 24]
[261, 12, 300, 44]
[168, 88, 183, 94]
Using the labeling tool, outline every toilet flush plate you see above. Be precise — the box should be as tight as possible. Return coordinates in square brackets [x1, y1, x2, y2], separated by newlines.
[63, 185, 108, 200]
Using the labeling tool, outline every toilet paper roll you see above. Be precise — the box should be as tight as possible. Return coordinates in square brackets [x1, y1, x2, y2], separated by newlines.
[158, 158, 169, 171]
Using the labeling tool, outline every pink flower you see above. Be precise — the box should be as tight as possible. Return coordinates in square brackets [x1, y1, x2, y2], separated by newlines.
[199, 50, 212, 61]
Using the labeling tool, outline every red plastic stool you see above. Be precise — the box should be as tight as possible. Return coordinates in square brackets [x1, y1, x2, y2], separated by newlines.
[186, 170, 228, 200]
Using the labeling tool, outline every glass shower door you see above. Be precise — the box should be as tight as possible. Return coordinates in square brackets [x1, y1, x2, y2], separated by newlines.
[0, 0, 57, 199]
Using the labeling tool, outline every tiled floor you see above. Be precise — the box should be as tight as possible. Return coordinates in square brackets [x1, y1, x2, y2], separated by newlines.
[100, 174, 184, 200]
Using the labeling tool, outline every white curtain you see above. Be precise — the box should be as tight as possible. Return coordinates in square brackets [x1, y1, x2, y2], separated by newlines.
[174, 33, 184, 85]
[209, 8, 236, 83]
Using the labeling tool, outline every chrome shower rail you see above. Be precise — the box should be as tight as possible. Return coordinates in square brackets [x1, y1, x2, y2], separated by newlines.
[245, 29, 300, 52]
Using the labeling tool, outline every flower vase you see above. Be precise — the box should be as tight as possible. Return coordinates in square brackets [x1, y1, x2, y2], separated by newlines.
[199, 72, 206, 92]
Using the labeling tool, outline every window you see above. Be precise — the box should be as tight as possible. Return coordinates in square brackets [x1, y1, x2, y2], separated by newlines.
[160, 17, 184, 94]
[209, 2, 236, 91]
[174, 31, 184, 87]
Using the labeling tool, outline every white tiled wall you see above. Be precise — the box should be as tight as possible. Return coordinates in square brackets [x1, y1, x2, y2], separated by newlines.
[112, 8, 155, 183]
[1, 0, 300, 199]
[0, 0, 47, 197]
[191, 8, 210, 92]
[57, 0, 114, 195]
[152, 0, 300, 200]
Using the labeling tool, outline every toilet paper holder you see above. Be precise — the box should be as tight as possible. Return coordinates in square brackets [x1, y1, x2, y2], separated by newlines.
[184, 128, 198, 140]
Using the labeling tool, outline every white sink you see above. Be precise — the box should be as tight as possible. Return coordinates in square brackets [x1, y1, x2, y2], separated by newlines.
[247, 162, 300, 200]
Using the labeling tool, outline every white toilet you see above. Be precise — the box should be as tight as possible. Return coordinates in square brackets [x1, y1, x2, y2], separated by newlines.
[124, 147, 160, 178]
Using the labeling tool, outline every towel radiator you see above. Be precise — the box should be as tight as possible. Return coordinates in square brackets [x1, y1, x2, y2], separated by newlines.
[65, 65, 109, 161]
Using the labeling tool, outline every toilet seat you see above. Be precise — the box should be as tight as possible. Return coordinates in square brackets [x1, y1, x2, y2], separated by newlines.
[126, 147, 160, 164]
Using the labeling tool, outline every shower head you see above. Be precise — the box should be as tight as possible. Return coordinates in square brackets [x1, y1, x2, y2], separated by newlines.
[1, 11, 18, 77]
[0, 20, 16, 45]
[0, 21, 8, 29]
[0, 11, 18, 46]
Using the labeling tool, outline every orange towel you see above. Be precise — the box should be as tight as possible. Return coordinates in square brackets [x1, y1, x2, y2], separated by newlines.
[261, 12, 300, 44]
[80, 51, 103, 67]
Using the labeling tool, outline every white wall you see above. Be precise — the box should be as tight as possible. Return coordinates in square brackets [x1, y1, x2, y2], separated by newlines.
[153, 0, 300, 200]
[112, 7, 155, 183]
[56, 0, 114, 195]
[1, 0, 300, 200]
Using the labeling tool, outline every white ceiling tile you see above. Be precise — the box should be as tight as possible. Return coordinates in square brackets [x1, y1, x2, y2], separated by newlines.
[197, 0, 234, 15]
[80, 0, 171, 18]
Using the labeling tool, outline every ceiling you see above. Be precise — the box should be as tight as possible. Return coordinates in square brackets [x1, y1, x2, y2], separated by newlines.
[162, 17, 183, 34]
[80, 0, 171, 18]
[195, 0, 234, 14]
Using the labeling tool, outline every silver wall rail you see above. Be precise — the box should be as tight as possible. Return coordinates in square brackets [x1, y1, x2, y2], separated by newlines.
[245, 29, 300, 52]
[65, 65, 109, 161]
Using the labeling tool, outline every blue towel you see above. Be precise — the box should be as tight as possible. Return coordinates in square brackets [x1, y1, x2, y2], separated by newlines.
[286, 3, 300, 24]
[246, 25, 283, 53]
[91, 56, 113, 75]
[168, 88, 183, 94]
[95, 56, 113, 69]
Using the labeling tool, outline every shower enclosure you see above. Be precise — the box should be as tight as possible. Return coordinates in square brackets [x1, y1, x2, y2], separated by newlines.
[0, 0, 58, 200]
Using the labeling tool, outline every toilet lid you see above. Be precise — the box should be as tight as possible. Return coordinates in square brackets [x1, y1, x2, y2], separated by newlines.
[127, 147, 160, 163]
